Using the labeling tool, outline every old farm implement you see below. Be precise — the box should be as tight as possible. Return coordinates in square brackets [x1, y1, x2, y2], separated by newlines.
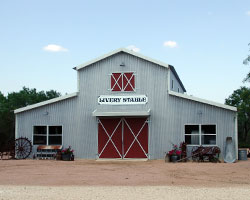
[191, 146, 221, 162]
[175, 144, 221, 163]
[0, 137, 32, 160]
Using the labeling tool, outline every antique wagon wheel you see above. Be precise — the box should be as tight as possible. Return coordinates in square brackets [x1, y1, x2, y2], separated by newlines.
[15, 137, 32, 159]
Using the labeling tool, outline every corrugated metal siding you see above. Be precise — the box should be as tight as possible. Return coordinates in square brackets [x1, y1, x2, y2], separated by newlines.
[156, 95, 236, 159]
[16, 52, 236, 159]
[170, 70, 184, 93]
[16, 97, 80, 157]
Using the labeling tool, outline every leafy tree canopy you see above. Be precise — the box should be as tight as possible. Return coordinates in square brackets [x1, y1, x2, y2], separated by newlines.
[225, 87, 250, 147]
[5, 87, 61, 111]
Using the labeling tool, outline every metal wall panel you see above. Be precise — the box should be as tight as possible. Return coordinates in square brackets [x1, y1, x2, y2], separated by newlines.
[16, 52, 236, 159]
[170, 70, 184, 93]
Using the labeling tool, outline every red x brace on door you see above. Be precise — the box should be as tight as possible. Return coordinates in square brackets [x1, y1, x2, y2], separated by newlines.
[111, 72, 135, 91]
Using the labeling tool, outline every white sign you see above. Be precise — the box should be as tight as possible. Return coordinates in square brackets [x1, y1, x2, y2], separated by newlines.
[98, 95, 148, 105]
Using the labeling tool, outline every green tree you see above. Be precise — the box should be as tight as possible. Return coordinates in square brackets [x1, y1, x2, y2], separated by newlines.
[0, 87, 61, 147]
[0, 92, 9, 146]
[225, 87, 250, 147]
[243, 43, 250, 82]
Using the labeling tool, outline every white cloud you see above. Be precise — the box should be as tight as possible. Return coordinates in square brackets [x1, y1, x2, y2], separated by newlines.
[126, 45, 140, 52]
[246, 11, 250, 16]
[43, 44, 68, 52]
[163, 41, 177, 48]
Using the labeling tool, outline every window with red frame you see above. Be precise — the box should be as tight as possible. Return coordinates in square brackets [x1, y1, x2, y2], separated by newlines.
[111, 72, 135, 92]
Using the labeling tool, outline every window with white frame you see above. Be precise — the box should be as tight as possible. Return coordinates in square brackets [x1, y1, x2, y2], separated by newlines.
[33, 126, 62, 145]
[184, 124, 216, 145]
[111, 72, 135, 92]
[33, 126, 47, 145]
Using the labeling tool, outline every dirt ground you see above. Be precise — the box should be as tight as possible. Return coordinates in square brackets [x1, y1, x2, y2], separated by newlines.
[0, 159, 250, 187]
[0, 159, 250, 199]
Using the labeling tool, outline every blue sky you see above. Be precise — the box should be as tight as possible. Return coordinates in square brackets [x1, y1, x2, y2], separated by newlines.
[0, 0, 249, 103]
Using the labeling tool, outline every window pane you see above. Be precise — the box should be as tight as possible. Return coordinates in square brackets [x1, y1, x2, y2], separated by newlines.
[201, 125, 216, 135]
[185, 125, 199, 135]
[34, 126, 47, 135]
[48, 136, 62, 145]
[33, 136, 47, 145]
[201, 135, 216, 145]
[185, 135, 199, 145]
[49, 126, 62, 135]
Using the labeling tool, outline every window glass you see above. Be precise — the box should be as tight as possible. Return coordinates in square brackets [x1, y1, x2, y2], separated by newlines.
[49, 136, 62, 145]
[185, 135, 199, 145]
[33, 126, 47, 145]
[33, 136, 47, 145]
[201, 125, 216, 145]
[185, 124, 216, 146]
[185, 125, 199, 145]
[201, 135, 216, 145]
[185, 125, 199, 135]
[48, 126, 62, 145]
[33, 126, 62, 145]
[34, 126, 47, 135]
[49, 126, 62, 135]
[201, 125, 216, 135]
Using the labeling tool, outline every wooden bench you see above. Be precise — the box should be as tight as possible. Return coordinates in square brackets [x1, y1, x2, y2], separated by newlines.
[36, 145, 62, 159]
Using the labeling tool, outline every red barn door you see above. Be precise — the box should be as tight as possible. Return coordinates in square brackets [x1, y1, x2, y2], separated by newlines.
[98, 117, 148, 159]
[123, 118, 148, 158]
[98, 118, 122, 158]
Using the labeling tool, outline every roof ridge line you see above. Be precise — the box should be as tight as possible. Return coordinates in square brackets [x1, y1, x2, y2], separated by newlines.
[169, 90, 237, 112]
[75, 48, 169, 71]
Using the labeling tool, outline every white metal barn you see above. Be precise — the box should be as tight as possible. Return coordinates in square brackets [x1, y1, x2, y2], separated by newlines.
[14, 48, 237, 159]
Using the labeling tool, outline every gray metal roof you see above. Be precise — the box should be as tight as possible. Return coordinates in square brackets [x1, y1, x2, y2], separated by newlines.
[74, 48, 169, 71]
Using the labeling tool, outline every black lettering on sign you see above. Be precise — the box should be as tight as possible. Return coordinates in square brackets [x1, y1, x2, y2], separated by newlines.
[99, 96, 147, 104]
